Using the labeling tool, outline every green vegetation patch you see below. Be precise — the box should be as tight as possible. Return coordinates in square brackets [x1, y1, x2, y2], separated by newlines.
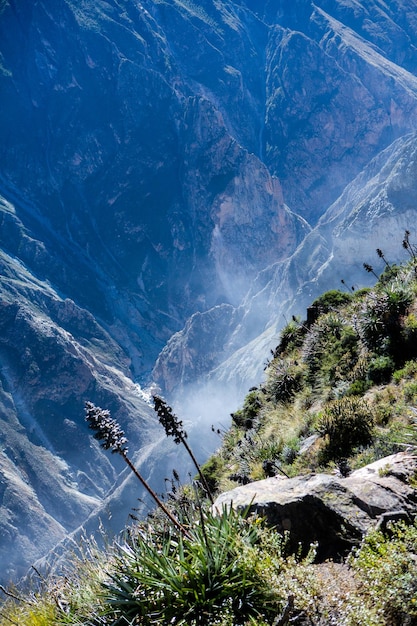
[350, 520, 417, 625]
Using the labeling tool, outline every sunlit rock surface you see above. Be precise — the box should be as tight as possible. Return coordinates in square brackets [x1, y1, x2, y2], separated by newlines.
[214, 452, 417, 560]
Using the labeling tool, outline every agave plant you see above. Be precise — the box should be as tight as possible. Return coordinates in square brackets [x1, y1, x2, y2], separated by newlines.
[101, 507, 280, 626]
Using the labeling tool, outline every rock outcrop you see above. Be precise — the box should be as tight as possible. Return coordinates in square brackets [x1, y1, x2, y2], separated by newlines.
[214, 452, 417, 560]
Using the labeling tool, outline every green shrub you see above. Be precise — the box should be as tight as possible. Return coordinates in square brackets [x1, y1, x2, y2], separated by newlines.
[345, 379, 372, 397]
[101, 508, 297, 625]
[303, 314, 359, 389]
[353, 286, 372, 299]
[351, 521, 417, 625]
[231, 390, 262, 430]
[281, 441, 299, 465]
[393, 359, 417, 383]
[255, 436, 283, 463]
[357, 292, 391, 352]
[372, 403, 393, 426]
[404, 380, 417, 402]
[383, 280, 413, 315]
[275, 317, 306, 355]
[377, 263, 401, 284]
[311, 289, 353, 313]
[368, 355, 395, 384]
[316, 397, 374, 460]
[358, 282, 413, 358]
[266, 359, 304, 403]
[200, 455, 223, 493]
[371, 424, 413, 457]
[230, 431, 283, 482]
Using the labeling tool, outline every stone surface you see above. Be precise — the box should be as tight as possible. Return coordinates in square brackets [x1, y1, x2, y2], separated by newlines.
[214, 452, 417, 559]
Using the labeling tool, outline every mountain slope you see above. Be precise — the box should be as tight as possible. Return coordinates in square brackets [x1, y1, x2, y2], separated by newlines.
[155, 131, 417, 397]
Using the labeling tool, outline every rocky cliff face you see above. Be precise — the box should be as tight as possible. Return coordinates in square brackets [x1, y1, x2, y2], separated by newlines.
[155, 135, 417, 398]
[183, 131, 417, 396]
[1, 0, 417, 582]
[261, 0, 417, 222]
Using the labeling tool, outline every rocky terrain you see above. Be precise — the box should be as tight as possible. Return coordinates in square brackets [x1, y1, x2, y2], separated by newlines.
[215, 452, 417, 560]
[1, 0, 417, 582]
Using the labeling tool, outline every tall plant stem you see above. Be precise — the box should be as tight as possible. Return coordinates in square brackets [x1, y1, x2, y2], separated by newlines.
[153, 395, 215, 504]
[180, 435, 215, 504]
[121, 452, 190, 538]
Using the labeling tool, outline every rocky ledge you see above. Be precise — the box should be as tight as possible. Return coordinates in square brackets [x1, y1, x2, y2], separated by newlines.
[214, 452, 417, 560]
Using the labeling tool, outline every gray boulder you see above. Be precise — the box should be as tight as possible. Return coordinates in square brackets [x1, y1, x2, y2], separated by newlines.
[214, 452, 417, 560]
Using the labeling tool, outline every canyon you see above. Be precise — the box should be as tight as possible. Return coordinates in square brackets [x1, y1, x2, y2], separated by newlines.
[1, 0, 417, 582]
